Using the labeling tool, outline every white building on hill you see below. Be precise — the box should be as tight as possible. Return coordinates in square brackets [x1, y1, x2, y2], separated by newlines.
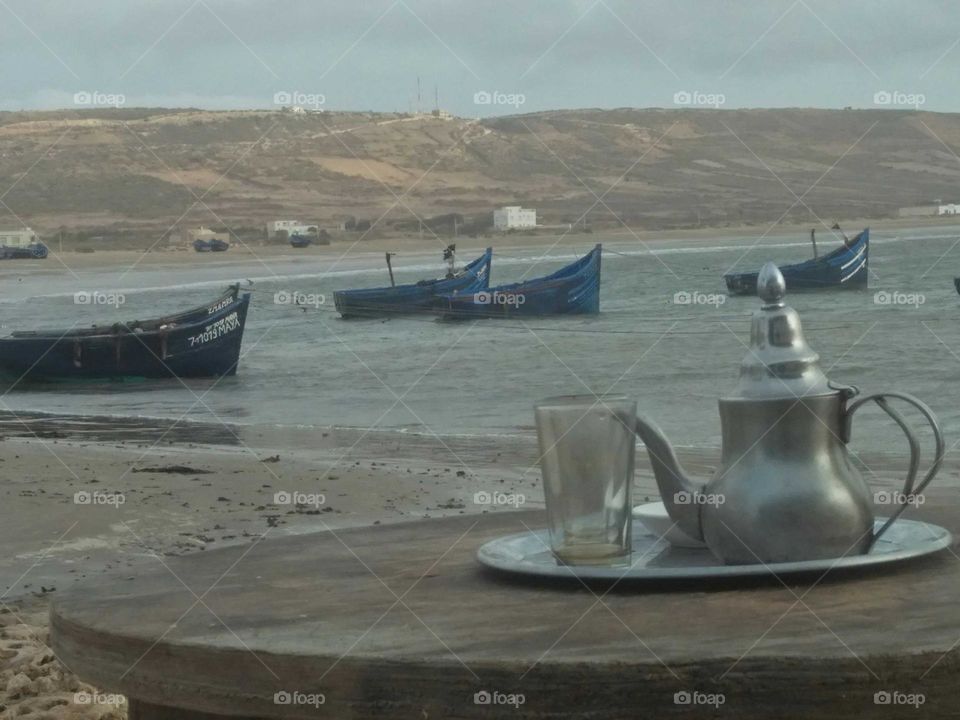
[266, 220, 316, 239]
[493, 206, 537, 231]
[938, 204, 960, 215]
[0, 227, 38, 247]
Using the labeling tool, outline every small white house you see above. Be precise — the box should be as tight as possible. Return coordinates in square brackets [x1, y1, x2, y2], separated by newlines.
[0, 227, 38, 247]
[493, 206, 537, 231]
[939, 204, 960, 216]
[266, 220, 308, 239]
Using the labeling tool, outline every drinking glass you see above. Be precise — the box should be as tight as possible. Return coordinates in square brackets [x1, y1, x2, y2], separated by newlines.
[534, 394, 634, 565]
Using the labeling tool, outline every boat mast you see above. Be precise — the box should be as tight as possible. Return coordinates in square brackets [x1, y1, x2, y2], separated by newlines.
[810, 228, 818, 259]
[385, 253, 396, 287]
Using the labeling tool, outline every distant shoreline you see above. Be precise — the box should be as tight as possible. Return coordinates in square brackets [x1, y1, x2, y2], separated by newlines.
[7, 217, 960, 271]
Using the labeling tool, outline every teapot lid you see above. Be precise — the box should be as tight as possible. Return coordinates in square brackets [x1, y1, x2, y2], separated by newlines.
[729, 262, 833, 400]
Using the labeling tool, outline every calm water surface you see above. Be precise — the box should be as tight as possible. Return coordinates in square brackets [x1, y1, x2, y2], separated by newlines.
[2, 227, 959, 455]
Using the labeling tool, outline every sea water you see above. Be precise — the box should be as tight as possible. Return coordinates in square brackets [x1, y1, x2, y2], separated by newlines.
[1, 227, 958, 455]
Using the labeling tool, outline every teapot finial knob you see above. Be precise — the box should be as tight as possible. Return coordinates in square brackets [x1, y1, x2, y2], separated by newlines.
[757, 262, 786, 307]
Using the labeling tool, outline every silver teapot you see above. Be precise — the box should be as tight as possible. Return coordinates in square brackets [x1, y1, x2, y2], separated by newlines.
[636, 262, 944, 565]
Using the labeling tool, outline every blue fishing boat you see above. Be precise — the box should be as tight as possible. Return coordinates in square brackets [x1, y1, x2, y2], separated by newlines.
[436, 244, 602, 319]
[334, 247, 492, 318]
[0, 242, 48, 260]
[724, 228, 869, 295]
[193, 238, 229, 252]
[0, 286, 250, 381]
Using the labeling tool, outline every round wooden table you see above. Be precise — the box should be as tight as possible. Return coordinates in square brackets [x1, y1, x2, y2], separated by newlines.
[51, 508, 960, 719]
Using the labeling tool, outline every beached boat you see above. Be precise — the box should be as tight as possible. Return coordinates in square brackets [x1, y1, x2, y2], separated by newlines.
[334, 247, 492, 318]
[435, 244, 602, 319]
[0, 286, 250, 381]
[0, 243, 48, 260]
[290, 233, 312, 248]
[724, 228, 869, 295]
[193, 238, 229, 252]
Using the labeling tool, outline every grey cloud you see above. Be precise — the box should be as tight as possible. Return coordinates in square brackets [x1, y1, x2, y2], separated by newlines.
[1, 0, 959, 113]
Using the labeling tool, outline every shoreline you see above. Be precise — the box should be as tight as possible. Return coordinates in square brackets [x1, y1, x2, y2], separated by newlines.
[0, 416, 932, 603]
[6, 217, 960, 273]
[2, 421, 954, 718]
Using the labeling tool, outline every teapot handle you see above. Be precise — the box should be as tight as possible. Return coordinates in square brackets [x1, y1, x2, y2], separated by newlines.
[843, 392, 944, 547]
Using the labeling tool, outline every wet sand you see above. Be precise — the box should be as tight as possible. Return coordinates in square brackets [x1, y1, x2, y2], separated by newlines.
[0, 424, 536, 719]
[2, 418, 958, 717]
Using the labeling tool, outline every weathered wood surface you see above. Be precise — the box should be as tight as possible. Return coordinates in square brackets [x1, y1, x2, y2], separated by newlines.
[51, 496, 960, 719]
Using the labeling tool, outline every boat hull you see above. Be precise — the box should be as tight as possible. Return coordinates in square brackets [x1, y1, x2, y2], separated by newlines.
[436, 245, 602, 319]
[724, 229, 869, 295]
[334, 248, 492, 318]
[0, 292, 250, 381]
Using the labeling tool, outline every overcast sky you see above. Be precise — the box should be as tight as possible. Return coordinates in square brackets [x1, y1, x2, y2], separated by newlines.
[2, 0, 959, 115]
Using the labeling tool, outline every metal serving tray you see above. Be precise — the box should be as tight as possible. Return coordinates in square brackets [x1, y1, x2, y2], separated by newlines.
[476, 518, 952, 582]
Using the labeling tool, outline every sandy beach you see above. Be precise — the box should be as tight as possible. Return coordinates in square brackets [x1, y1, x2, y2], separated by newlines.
[9, 214, 959, 273]
[3, 410, 956, 718]
[0, 423, 533, 719]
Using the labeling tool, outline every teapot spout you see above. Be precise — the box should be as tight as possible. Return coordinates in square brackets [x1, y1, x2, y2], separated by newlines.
[634, 415, 704, 541]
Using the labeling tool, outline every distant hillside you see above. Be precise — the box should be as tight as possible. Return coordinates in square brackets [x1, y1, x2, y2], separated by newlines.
[1, 107, 959, 242]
